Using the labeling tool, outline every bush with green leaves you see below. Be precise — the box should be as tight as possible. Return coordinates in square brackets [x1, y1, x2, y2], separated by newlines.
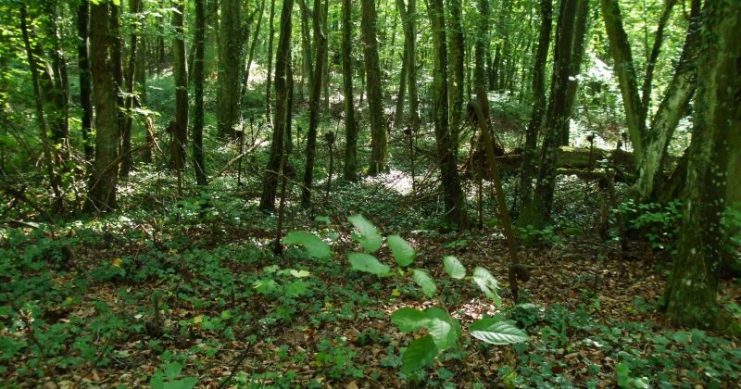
[284, 214, 528, 374]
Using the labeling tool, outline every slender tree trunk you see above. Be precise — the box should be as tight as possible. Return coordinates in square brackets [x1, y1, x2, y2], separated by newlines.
[640, 0, 677, 123]
[664, 0, 740, 333]
[77, 0, 94, 161]
[600, 0, 645, 157]
[341, 0, 358, 181]
[299, 0, 314, 100]
[406, 0, 420, 132]
[43, 1, 70, 162]
[560, 0, 589, 145]
[260, 0, 294, 211]
[265, 0, 277, 122]
[170, 0, 188, 170]
[120, 0, 142, 178]
[193, 0, 208, 185]
[427, 0, 467, 229]
[216, 0, 243, 138]
[635, 0, 700, 201]
[393, 45, 408, 128]
[302, 0, 328, 207]
[447, 0, 465, 157]
[361, 0, 387, 175]
[87, 1, 120, 212]
[525, 0, 582, 226]
[242, 0, 266, 104]
[518, 0, 552, 220]
[20, 4, 63, 213]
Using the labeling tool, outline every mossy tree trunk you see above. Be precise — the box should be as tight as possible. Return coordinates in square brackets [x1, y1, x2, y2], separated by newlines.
[665, 0, 740, 331]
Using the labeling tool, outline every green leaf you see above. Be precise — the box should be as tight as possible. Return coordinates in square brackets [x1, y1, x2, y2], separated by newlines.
[150, 372, 165, 389]
[348, 214, 383, 253]
[282, 231, 331, 259]
[387, 235, 415, 267]
[348, 253, 390, 276]
[443, 256, 466, 279]
[401, 335, 438, 373]
[289, 269, 312, 278]
[424, 307, 460, 351]
[469, 318, 528, 345]
[472, 267, 501, 305]
[412, 269, 437, 297]
[391, 308, 428, 332]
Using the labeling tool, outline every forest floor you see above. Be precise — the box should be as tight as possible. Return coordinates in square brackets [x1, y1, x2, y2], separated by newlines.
[1, 169, 739, 388]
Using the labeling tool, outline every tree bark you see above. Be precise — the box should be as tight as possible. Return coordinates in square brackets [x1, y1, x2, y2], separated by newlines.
[120, 0, 142, 178]
[361, 0, 387, 175]
[447, 0, 465, 156]
[518, 0, 552, 220]
[193, 0, 208, 185]
[20, 3, 63, 213]
[170, 0, 188, 171]
[427, 0, 467, 229]
[341, 0, 359, 181]
[87, 1, 120, 212]
[77, 0, 94, 162]
[635, 0, 700, 201]
[216, 0, 244, 138]
[265, 0, 277, 123]
[560, 0, 589, 145]
[665, 0, 740, 332]
[524, 0, 582, 227]
[302, 0, 328, 207]
[260, 0, 294, 211]
[600, 0, 645, 157]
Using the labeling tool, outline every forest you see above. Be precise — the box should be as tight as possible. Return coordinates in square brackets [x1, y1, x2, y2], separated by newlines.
[0, 0, 739, 387]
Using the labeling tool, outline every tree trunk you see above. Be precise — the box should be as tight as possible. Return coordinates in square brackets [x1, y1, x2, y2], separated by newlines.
[302, 0, 328, 207]
[20, 4, 63, 213]
[193, 0, 208, 185]
[640, 0, 677, 123]
[518, 0, 552, 220]
[77, 0, 94, 162]
[560, 0, 589, 146]
[43, 1, 70, 161]
[265, 0, 277, 123]
[600, 0, 645, 157]
[260, 0, 294, 211]
[635, 0, 700, 202]
[524, 0, 581, 227]
[361, 0, 387, 176]
[299, 0, 314, 100]
[341, 0, 358, 182]
[170, 0, 188, 171]
[447, 0, 465, 156]
[664, 0, 740, 332]
[120, 0, 142, 178]
[242, 0, 266, 105]
[216, 0, 243, 138]
[87, 2, 120, 212]
[427, 0, 467, 229]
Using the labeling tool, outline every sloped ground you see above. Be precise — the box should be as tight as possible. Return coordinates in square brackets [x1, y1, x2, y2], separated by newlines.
[1, 172, 738, 388]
